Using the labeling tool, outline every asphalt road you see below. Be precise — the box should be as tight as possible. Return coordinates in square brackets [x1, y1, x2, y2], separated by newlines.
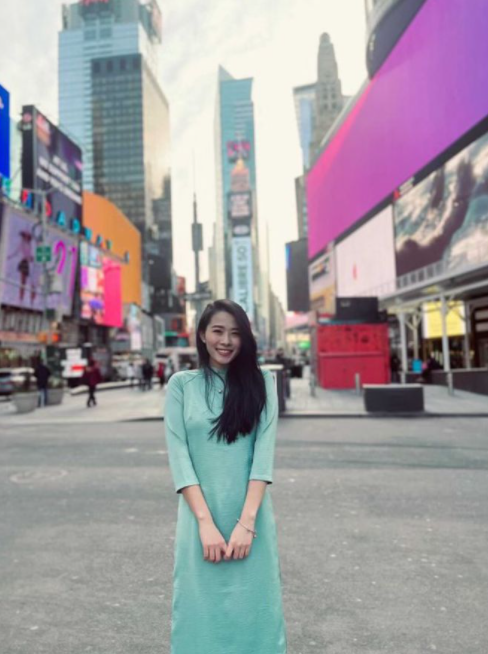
[1, 417, 487, 654]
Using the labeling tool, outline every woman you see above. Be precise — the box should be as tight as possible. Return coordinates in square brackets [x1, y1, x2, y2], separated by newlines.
[165, 299, 287, 654]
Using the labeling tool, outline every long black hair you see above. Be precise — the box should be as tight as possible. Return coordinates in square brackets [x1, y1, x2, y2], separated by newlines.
[197, 299, 266, 445]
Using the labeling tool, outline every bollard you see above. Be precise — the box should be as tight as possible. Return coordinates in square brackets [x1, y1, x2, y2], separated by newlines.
[310, 371, 316, 398]
[447, 372, 454, 396]
[355, 373, 362, 395]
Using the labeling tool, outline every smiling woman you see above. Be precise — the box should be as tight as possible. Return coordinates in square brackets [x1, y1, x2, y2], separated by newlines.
[164, 299, 287, 654]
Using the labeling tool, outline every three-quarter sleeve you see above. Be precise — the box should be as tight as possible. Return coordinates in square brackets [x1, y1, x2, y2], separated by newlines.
[249, 370, 278, 484]
[164, 373, 200, 494]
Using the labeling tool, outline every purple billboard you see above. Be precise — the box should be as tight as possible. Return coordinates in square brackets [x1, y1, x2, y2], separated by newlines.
[0, 206, 78, 315]
[307, 0, 488, 259]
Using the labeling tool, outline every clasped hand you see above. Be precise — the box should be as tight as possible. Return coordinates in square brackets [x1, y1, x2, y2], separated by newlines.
[199, 520, 254, 563]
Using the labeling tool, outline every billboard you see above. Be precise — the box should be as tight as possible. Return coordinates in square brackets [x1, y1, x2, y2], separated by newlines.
[232, 237, 254, 322]
[286, 239, 309, 312]
[395, 130, 488, 278]
[336, 205, 396, 298]
[21, 106, 83, 231]
[0, 84, 9, 179]
[309, 247, 336, 314]
[422, 301, 466, 339]
[0, 206, 78, 315]
[228, 191, 252, 220]
[80, 242, 122, 327]
[79, 0, 113, 14]
[227, 140, 251, 162]
[307, 0, 488, 258]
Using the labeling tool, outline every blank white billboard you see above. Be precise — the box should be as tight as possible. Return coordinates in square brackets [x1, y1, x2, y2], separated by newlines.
[336, 205, 396, 298]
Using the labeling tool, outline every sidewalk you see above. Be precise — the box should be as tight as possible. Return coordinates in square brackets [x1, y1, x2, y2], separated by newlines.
[1, 376, 487, 424]
[0, 384, 164, 424]
[285, 376, 488, 417]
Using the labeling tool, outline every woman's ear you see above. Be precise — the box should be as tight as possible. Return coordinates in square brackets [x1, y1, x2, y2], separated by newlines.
[199, 332, 206, 344]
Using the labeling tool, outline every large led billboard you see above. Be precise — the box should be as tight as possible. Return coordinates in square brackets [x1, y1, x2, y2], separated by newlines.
[21, 105, 83, 230]
[80, 242, 122, 327]
[0, 84, 10, 179]
[395, 130, 488, 278]
[336, 205, 396, 298]
[307, 0, 488, 259]
[0, 206, 78, 315]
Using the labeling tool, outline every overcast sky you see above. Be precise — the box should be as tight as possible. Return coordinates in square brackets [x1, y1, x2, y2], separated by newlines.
[0, 0, 367, 308]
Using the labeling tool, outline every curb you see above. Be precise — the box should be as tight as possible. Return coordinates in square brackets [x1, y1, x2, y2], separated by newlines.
[120, 411, 488, 423]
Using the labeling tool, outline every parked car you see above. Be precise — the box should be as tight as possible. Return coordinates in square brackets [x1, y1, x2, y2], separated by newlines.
[0, 367, 35, 397]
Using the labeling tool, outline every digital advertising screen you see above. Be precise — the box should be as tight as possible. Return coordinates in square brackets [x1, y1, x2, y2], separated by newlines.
[307, 0, 488, 259]
[336, 205, 397, 298]
[227, 140, 251, 162]
[395, 130, 488, 278]
[21, 105, 83, 230]
[231, 237, 254, 322]
[80, 242, 122, 327]
[228, 191, 252, 220]
[0, 84, 10, 179]
[308, 247, 336, 315]
[0, 206, 78, 315]
[286, 239, 309, 313]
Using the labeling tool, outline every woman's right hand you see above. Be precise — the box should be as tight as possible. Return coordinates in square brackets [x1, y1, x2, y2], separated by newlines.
[198, 518, 227, 564]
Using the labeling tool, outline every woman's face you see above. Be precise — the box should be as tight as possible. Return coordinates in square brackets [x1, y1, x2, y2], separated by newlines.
[200, 311, 242, 370]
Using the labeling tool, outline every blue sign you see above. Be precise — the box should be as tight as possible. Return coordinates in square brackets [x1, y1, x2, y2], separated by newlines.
[0, 84, 10, 179]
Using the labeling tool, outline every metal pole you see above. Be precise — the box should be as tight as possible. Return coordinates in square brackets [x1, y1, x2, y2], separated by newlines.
[399, 310, 408, 384]
[463, 302, 471, 370]
[40, 191, 50, 363]
[440, 294, 451, 372]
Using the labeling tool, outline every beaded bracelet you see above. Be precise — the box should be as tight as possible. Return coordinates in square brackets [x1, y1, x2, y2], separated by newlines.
[236, 518, 257, 538]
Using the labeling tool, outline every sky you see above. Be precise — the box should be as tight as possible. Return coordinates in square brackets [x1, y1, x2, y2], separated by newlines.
[0, 0, 367, 309]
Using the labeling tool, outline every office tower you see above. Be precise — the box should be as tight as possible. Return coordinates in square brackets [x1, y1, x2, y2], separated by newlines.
[59, 0, 169, 238]
[312, 33, 344, 157]
[214, 67, 262, 332]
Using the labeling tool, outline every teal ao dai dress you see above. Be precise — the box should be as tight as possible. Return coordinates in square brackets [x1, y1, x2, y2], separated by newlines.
[164, 368, 287, 654]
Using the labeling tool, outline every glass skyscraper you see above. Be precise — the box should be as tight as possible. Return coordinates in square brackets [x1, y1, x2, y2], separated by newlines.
[213, 67, 262, 328]
[58, 0, 170, 237]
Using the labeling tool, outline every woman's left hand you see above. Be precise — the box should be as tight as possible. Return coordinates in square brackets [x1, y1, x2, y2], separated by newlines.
[224, 522, 254, 561]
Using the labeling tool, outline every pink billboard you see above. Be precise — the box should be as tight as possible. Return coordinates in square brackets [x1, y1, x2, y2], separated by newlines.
[307, 0, 488, 259]
[80, 242, 122, 327]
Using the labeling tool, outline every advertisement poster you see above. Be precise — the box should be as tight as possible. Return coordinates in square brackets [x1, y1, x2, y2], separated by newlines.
[21, 105, 83, 229]
[336, 205, 396, 298]
[0, 84, 10, 179]
[0, 206, 78, 315]
[80, 242, 122, 327]
[231, 237, 254, 322]
[422, 301, 466, 340]
[308, 247, 336, 314]
[395, 131, 488, 278]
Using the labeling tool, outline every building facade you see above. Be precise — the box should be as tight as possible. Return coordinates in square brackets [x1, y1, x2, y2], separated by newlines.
[213, 67, 262, 333]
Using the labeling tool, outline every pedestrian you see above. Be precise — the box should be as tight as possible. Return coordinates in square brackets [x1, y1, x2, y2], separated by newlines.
[127, 361, 135, 388]
[390, 352, 401, 383]
[135, 360, 143, 390]
[34, 359, 51, 408]
[164, 358, 174, 385]
[142, 358, 153, 391]
[157, 360, 166, 388]
[164, 299, 287, 654]
[82, 358, 102, 408]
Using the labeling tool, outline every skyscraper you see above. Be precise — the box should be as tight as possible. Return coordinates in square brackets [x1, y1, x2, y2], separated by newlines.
[213, 67, 262, 332]
[59, 0, 170, 238]
[312, 33, 344, 157]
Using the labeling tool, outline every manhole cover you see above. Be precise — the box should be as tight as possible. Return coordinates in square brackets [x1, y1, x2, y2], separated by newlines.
[10, 469, 68, 484]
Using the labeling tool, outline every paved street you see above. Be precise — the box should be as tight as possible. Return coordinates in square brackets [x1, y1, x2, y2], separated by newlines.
[1, 415, 488, 653]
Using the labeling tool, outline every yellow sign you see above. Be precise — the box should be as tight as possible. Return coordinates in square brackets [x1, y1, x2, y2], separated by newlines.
[422, 301, 465, 339]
